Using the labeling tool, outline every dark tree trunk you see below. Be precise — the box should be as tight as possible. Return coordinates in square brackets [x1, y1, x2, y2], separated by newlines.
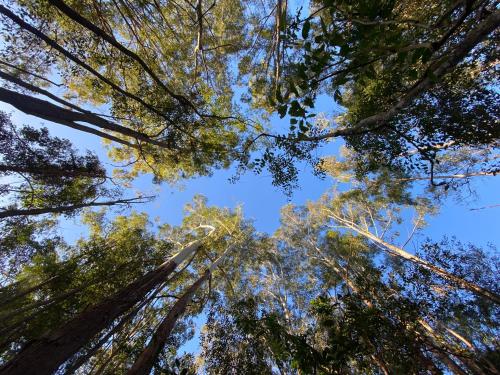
[127, 271, 210, 375]
[0, 260, 180, 374]
[0, 71, 171, 149]
[0, 164, 104, 179]
[0, 87, 137, 148]
[0, 197, 150, 219]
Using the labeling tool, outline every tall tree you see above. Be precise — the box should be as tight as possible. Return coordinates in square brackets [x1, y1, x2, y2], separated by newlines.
[0, 0, 261, 183]
[0, 111, 152, 218]
[241, 0, 499, 191]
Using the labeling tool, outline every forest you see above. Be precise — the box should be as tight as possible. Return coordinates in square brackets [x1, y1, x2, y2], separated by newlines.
[0, 0, 499, 373]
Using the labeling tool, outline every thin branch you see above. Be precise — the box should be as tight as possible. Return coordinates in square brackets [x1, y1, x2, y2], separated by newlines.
[0, 59, 62, 86]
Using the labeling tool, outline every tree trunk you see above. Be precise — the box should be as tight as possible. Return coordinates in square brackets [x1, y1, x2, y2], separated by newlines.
[367, 229, 500, 304]
[64, 297, 145, 374]
[331, 214, 500, 304]
[0, 276, 60, 305]
[127, 271, 210, 375]
[396, 171, 497, 182]
[419, 320, 468, 375]
[0, 241, 201, 375]
[0, 87, 141, 149]
[0, 87, 146, 150]
[127, 244, 236, 374]
[0, 71, 171, 149]
[0, 197, 151, 219]
[0, 5, 175, 125]
[0, 164, 105, 179]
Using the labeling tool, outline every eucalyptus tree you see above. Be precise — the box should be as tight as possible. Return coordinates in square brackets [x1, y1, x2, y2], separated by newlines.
[200, 297, 277, 375]
[0, 111, 152, 279]
[241, 0, 499, 191]
[306, 178, 500, 304]
[199, 200, 499, 374]
[0, 196, 257, 375]
[397, 238, 500, 374]
[0, 216, 62, 277]
[126, 195, 262, 374]
[0, 0, 266, 183]
[0, 111, 152, 218]
[0, 212, 173, 365]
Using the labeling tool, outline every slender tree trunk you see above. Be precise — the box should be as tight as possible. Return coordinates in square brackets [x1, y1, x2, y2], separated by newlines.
[64, 300, 140, 374]
[0, 165, 105, 179]
[330, 214, 500, 304]
[0, 241, 201, 375]
[127, 244, 236, 375]
[396, 171, 497, 182]
[419, 320, 468, 375]
[0, 276, 60, 305]
[368, 229, 499, 304]
[127, 271, 210, 375]
[1, 262, 130, 324]
[338, 251, 486, 375]
[370, 355, 389, 375]
[0, 87, 139, 149]
[0, 197, 151, 219]
[0, 71, 171, 149]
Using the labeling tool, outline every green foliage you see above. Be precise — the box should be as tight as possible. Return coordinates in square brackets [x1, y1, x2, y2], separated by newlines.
[248, 0, 499, 190]
[0, 111, 111, 211]
[1, 0, 255, 183]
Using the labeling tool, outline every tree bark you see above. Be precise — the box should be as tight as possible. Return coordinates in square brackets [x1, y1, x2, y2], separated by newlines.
[127, 271, 210, 375]
[0, 164, 104, 179]
[0, 70, 171, 149]
[0, 87, 137, 149]
[0, 241, 201, 375]
[63, 303, 142, 374]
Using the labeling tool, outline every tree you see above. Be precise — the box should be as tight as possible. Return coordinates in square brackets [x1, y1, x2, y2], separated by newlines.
[242, 0, 499, 191]
[0, 111, 153, 219]
[128, 245, 235, 374]
[0, 0, 258, 183]
[0, 235, 202, 374]
[202, 199, 498, 374]
[200, 297, 276, 375]
[0, 111, 157, 282]
[0, 196, 256, 374]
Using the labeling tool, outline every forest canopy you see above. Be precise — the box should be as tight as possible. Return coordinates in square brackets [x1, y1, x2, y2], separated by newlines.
[0, 0, 498, 374]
